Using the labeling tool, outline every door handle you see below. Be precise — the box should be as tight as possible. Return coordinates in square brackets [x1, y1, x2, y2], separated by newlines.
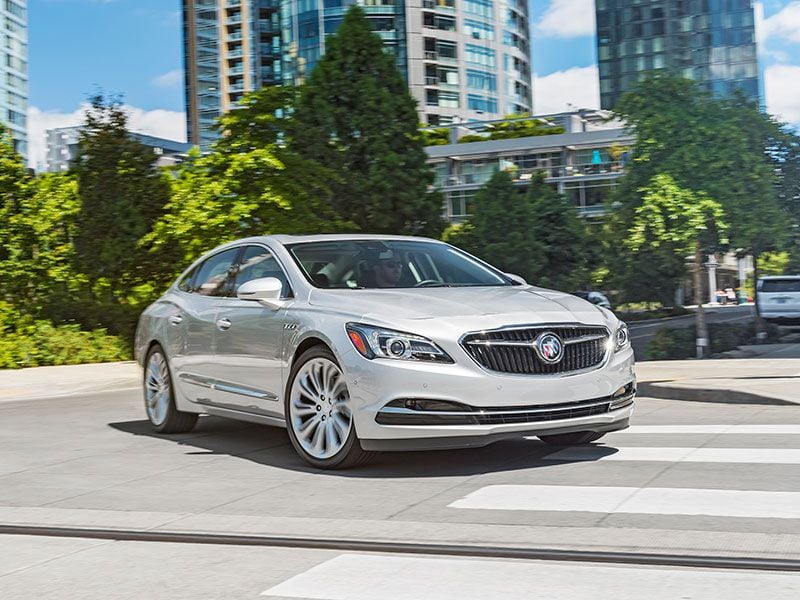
[169, 314, 183, 326]
[216, 318, 232, 331]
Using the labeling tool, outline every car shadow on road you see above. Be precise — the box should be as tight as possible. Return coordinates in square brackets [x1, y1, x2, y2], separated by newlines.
[108, 416, 617, 478]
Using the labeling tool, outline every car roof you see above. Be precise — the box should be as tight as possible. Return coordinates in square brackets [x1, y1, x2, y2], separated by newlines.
[759, 275, 800, 280]
[231, 234, 445, 246]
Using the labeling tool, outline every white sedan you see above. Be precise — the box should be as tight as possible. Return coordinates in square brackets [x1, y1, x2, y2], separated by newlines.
[135, 235, 635, 468]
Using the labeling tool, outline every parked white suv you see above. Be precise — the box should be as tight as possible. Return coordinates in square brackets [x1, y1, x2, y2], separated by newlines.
[135, 235, 635, 469]
[758, 276, 800, 323]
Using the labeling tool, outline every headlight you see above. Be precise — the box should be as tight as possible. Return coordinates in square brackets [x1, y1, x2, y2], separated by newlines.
[345, 323, 454, 363]
[615, 322, 630, 352]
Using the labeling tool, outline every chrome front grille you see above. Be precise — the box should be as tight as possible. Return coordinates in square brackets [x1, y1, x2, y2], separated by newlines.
[460, 325, 609, 375]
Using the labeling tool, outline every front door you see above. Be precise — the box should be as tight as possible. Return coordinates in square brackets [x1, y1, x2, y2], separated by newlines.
[211, 245, 291, 418]
[171, 247, 240, 407]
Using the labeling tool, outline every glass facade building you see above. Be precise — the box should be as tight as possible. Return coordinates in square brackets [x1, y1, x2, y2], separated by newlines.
[2, 0, 27, 159]
[183, 0, 532, 146]
[595, 0, 761, 110]
[183, 0, 282, 148]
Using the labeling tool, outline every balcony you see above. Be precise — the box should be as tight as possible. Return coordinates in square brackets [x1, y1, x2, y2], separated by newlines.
[228, 83, 246, 93]
[227, 48, 244, 58]
[228, 65, 244, 75]
[423, 0, 455, 10]
[551, 162, 625, 179]
[227, 31, 243, 42]
[424, 50, 458, 64]
[226, 14, 242, 25]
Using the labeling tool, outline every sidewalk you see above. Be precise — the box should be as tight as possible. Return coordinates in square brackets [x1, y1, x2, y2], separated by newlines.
[1, 354, 798, 405]
[0, 361, 140, 402]
[637, 350, 800, 405]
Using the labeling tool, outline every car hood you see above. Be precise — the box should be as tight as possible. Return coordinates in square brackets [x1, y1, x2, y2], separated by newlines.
[307, 286, 613, 331]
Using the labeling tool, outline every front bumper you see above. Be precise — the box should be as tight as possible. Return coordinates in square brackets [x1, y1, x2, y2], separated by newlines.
[341, 343, 636, 450]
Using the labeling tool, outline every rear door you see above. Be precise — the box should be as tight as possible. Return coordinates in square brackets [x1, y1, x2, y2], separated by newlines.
[210, 244, 292, 417]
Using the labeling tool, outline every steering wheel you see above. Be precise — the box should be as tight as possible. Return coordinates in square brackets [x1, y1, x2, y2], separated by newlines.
[414, 279, 442, 287]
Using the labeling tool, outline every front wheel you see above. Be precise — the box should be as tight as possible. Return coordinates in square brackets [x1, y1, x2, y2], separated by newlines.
[144, 345, 198, 434]
[538, 431, 605, 446]
[285, 346, 376, 469]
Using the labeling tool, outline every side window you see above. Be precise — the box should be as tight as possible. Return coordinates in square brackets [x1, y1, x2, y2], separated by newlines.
[192, 248, 240, 297]
[234, 245, 291, 298]
[177, 265, 198, 293]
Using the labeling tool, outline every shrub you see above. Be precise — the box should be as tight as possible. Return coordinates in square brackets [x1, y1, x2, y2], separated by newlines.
[0, 303, 130, 369]
[645, 321, 780, 360]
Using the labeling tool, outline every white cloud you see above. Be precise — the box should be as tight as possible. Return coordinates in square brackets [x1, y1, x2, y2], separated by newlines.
[533, 65, 600, 115]
[152, 69, 182, 87]
[761, 1, 800, 43]
[535, 0, 596, 39]
[765, 64, 800, 125]
[27, 104, 186, 170]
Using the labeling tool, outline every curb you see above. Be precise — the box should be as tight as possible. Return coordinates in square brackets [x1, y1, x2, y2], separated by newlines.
[637, 381, 797, 406]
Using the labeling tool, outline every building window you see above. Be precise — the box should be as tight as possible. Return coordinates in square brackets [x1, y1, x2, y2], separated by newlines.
[464, 19, 494, 40]
[463, 0, 493, 19]
[7, 108, 25, 127]
[466, 69, 496, 92]
[465, 44, 495, 67]
[467, 94, 498, 113]
[423, 12, 456, 31]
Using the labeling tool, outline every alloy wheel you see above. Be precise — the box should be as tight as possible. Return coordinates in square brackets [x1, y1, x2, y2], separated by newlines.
[289, 357, 353, 460]
[144, 351, 171, 426]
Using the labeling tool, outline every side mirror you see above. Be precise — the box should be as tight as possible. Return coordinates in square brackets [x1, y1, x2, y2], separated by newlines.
[505, 273, 527, 286]
[237, 277, 285, 308]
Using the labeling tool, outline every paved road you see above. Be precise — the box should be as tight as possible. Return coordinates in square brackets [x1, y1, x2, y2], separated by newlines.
[628, 304, 756, 359]
[1, 386, 800, 597]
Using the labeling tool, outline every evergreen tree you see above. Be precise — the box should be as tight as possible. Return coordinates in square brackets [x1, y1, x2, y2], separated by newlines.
[73, 93, 172, 293]
[290, 6, 442, 236]
[524, 172, 588, 291]
[447, 170, 542, 282]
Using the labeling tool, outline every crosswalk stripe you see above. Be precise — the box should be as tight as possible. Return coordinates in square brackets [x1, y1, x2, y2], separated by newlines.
[262, 554, 800, 600]
[542, 447, 800, 464]
[616, 425, 800, 434]
[448, 485, 800, 519]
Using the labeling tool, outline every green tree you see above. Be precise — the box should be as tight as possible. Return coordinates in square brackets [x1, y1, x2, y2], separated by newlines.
[626, 173, 727, 358]
[145, 86, 343, 268]
[1, 172, 84, 320]
[524, 172, 588, 290]
[0, 126, 36, 309]
[611, 75, 792, 330]
[290, 6, 443, 236]
[447, 170, 542, 281]
[73, 93, 172, 294]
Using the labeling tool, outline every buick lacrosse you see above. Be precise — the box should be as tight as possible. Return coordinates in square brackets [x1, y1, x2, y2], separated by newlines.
[135, 235, 635, 468]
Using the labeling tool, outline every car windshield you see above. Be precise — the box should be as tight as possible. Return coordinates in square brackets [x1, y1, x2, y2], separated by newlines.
[286, 240, 515, 289]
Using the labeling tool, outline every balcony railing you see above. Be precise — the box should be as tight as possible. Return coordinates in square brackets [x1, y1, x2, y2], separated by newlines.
[555, 162, 625, 177]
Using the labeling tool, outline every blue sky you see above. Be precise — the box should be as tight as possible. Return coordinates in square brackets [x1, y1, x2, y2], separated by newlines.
[27, 0, 800, 167]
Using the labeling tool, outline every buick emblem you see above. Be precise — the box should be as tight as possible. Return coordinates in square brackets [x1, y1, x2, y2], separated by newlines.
[535, 332, 564, 364]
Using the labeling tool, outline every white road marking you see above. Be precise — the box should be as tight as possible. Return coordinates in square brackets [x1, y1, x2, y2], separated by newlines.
[262, 553, 800, 600]
[543, 447, 800, 464]
[618, 425, 800, 435]
[448, 485, 800, 519]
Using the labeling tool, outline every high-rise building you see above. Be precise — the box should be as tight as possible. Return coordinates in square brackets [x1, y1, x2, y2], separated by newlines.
[182, 0, 282, 148]
[2, 0, 28, 159]
[595, 0, 761, 110]
[183, 0, 532, 146]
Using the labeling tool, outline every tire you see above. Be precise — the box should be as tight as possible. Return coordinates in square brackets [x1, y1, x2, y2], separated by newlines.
[538, 431, 606, 446]
[143, 345, 198, 434]
[285, 345, 376, 469]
